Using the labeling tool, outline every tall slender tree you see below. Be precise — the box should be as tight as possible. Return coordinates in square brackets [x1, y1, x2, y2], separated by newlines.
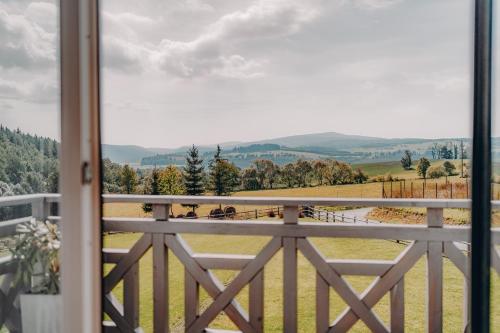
[209, 146, 240, 207]
[182, 145, 204, 213]
[142, 167, 160, 213]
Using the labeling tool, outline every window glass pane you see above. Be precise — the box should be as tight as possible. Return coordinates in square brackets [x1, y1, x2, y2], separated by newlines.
[99, 1, 475, 332]
[0, 1, 61, 331]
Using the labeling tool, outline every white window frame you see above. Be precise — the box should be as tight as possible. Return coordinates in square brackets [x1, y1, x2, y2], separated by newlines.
[59, 1, 102, 332]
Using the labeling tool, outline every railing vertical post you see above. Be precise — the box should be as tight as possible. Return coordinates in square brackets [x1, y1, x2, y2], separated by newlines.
[124, 262, 140, 329]
[153, 204, 170, 333]
[283, 205, 298, 333]
[249, 270, 264, 333]
[184, 269, 199, 330]
[390, 278, 405, 332]
[32, 197, 49, 220]
[316, 273, 329, 333]
[426, 208, 443, 333]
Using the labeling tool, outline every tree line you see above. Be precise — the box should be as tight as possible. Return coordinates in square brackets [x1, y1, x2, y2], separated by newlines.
[105, 145, 369, 213]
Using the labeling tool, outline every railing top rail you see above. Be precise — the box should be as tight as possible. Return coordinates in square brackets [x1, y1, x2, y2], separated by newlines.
[1, 193, 500, 210]
[103, 194, 500, 210]
[0, 193, 59, 207]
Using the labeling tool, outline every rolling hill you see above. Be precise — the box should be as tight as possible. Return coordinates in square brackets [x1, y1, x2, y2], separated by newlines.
[102, 132, 500, 168]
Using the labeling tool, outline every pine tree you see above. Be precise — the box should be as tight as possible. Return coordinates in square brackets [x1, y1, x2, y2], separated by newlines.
[183, 145, 204, 213]
[209, 146, 239, 203]
[209, 145, 224, 196]
[143, 168, 160, 213]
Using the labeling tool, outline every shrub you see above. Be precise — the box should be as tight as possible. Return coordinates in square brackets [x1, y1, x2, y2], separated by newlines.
[267, 210, 276, 218]
[443, 161, 456, 176]
[428, 166, 446, 179]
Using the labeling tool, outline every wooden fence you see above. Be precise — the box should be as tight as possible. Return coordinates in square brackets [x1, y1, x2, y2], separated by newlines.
[1, 194, 500, 332]
[381, 179, 500, 200]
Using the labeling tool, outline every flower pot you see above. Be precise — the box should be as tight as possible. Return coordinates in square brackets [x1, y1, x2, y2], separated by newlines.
[20, 294, 62, 333]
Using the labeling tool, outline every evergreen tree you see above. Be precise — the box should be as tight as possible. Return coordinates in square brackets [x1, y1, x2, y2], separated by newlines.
[182, 145, 204, 213]
[143, 168, 160, 213]
[400, 150, 412, 170]
[209, 145, 240, 198]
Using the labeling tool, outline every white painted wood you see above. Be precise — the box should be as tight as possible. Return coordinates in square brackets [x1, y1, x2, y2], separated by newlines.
[316, 273, 329, 333]
[152, 233, 168, 333]
[193, 254, 255, 270]
[297, 239, 389, 333]
[104, 294, 135, 333]
[164, 235, 254, 332]
[326, 259, 393, 276]
[103, 195, 485, 209]
[443, 242, 469, 279]
[60, 0, 102, 331]
[102, 248, 129, 264]
[184, 269, 199, 330]
[283, 237, 297, 333]
[103, 218, 471, 242]
[187, 237, 281, 333]
[426, 208, 443, 333]
[104, 234, 152, 293]
[332, 241, 427, 331]
[390, 278, 404, 332]
[31, 197, 50, 220]
[2, 193, 499, 210]
[249, 271, 264, 333]
[124, 263, 140, 329]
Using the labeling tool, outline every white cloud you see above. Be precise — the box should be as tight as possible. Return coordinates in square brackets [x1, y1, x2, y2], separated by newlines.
[0, 6, 56, 69]
[150, 0, 320, 78]
[352, 0, 403, 10]
[25, 2, 58, 31]
[0, 78, 58, 103]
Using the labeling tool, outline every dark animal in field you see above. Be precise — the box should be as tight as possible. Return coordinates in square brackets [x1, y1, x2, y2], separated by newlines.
[224, 206, 236, 219]
[209, 208, 225, 219]
[186, 211, 197, 219]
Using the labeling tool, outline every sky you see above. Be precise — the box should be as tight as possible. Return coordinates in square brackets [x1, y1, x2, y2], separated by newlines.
[0, 0, 499, 148]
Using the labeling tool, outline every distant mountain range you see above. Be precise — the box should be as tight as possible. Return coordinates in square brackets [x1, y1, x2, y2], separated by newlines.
[102, 131, 500, 167]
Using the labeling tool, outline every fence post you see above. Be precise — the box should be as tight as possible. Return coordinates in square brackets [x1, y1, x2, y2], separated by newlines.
[390, 181, 393, 198]
[435, 182, 438, 199]
[152, 204, 170, 333]
[426, 208, 443, 333]
[400, 181, 403, 198]
[411, 182, 414, 198]
[283, 206, 298, 333]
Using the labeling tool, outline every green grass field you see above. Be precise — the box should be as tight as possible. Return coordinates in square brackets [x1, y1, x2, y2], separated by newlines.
[104, 231, 500, 333]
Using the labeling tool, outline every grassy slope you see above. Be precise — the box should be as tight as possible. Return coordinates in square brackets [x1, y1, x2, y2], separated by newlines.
[353, 159, 465, 179]
[104, 232, 500, 333]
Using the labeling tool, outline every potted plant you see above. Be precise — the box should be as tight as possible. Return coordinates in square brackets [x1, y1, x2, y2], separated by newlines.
[10, 219, 62, 333]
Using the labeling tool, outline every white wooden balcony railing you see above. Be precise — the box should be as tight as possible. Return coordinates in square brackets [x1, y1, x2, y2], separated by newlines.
[0, 194, 499, 333]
